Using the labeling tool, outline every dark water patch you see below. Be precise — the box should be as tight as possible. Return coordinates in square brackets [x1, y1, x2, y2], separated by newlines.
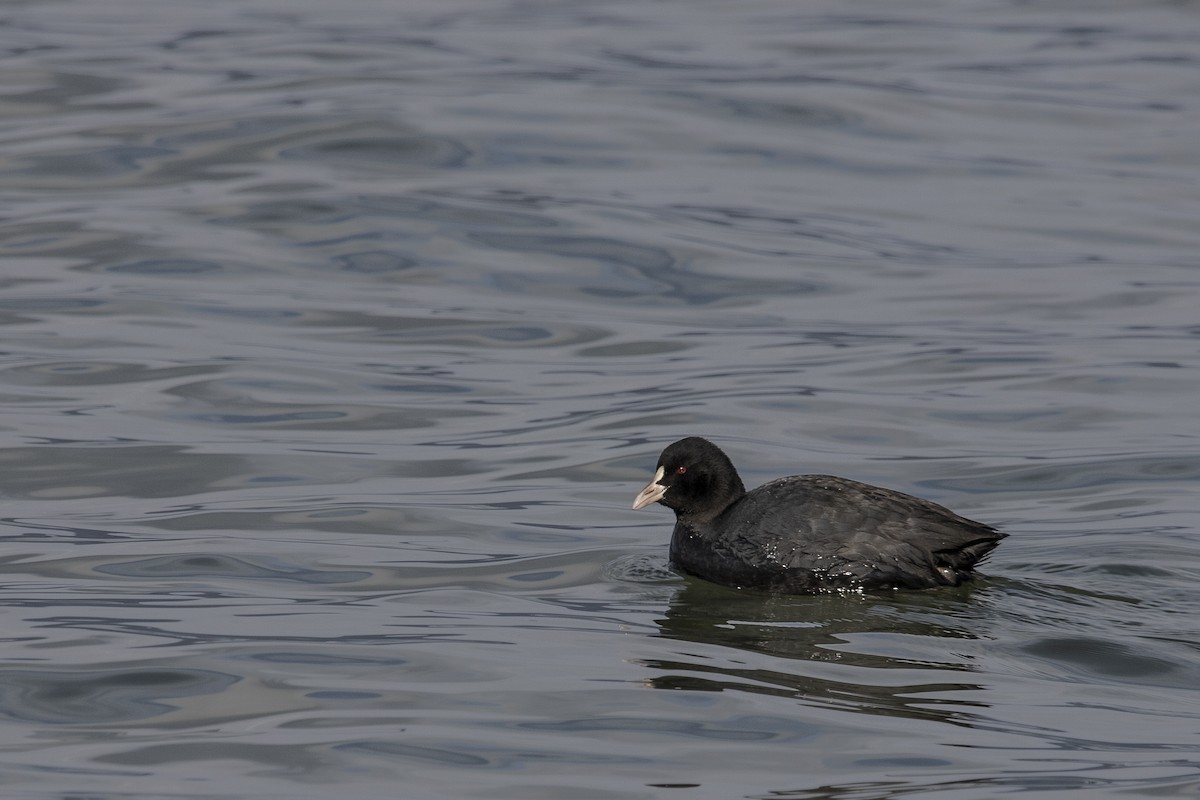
[478, 132, 628, 169]
[93, 554, 370, 585]
[336, 740, 490, 767]
[661, 90, 874, 132]
[355, 193, 557, 229]
[508, 570, 564, 583]
[466, 232, 674, 271]
[160, 374, 496, 430]
[0, 444, 428, 499]
[27, 614, 489, 649]
[753, 771, 1200, 800]
[332, 250, 416, 273]
[184, 302, 304, 321]
[2, 69, 132, 110]
[150, 115, 339, 148]
[630, 202, 962, 263]
[282, 133, 472, 171]
[248, 651, 408, 666]
[2, 361, 218, 386]
[468, 231, 681, 287]
[467, 230, 827, 304]
[0, 297, 107, 313]
[919, 453, 1200, 495]
[211, 197, 361, 227]
[296, 308, 610, 348]
[139, 504, 490, 538]
[108, 258, 224, 275]
[518, 716, 786, 742]
[1022, 636, 1183, 681]
[337, 738, 644, 769]
[0, 213, 240, 275]
[1089, 562, 1178, 578]
[577, 340, 692, 358]
[360, 549, 618, 593]
[486, 327, 554, 342]
[193, 410, 346, 424]
[640, 659, 988, 728]
[0, 667, 239, 724]
[95, 741, 328, 771]
[0, 445, 252, 500]
[307, 690, 381, 700]
[47, 116, 470, 188]
[6, 144, 177, 182]
[375, 381, 473, 394]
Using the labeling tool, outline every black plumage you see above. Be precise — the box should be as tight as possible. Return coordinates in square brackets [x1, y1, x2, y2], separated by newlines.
[631, 437, 1005, 593]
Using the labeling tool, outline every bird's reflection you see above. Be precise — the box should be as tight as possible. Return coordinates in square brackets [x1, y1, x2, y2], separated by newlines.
[643, 578, 1000, 726]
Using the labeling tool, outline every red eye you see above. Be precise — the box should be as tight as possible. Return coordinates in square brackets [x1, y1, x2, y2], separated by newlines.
[676, 466, 687, 474]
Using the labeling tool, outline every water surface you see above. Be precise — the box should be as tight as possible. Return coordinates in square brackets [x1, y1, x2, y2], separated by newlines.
[1, 0, 1199, 798]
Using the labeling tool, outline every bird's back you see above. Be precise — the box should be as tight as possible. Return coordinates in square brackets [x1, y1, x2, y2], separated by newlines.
[670, 474, 1004, 592]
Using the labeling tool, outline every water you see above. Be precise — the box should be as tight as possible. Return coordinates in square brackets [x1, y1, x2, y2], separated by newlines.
[1, 0, 1199, 797]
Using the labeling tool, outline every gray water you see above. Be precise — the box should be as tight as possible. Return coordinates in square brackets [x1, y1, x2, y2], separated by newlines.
[2, 0, 1199, 797]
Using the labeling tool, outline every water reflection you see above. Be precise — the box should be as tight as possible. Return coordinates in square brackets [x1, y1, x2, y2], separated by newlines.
[647, 580, 994, 726]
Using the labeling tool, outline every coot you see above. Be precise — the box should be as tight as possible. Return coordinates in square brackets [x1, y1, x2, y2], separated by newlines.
[632, 437, 1004, 593]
